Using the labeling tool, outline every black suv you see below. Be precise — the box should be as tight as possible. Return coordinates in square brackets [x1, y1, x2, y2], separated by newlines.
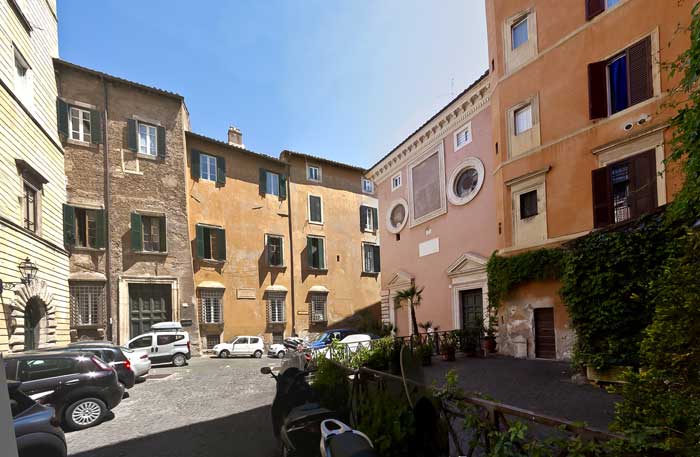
[4, 351, 124, 430]
[44, 342, 136, 389]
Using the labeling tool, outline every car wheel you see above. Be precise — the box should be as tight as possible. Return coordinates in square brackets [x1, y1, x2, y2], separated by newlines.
[254, 350, 263, 359]
[277, 351, 285, 359]
[219, 350, 230, 359]
[65, 397, 106, 430]
[172, 353, 187, 367]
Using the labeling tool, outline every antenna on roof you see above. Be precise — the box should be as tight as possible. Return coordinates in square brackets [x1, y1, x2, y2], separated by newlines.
[450, 78, 454, 98]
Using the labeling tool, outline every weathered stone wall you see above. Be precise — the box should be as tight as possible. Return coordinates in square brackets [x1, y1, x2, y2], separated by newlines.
[56, 63, 199, 351]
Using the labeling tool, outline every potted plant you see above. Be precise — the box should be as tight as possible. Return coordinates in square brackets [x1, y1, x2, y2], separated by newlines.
[483, 325, 497, 354]
[441, 334, 456, 361]
[415, 343, 433, 366]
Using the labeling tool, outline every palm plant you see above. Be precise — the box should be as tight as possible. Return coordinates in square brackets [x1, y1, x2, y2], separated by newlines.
[394, 285, 423, 336]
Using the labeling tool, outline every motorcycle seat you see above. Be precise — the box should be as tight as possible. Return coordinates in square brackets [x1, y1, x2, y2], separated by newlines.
[326, 433, 377, 457]
[285, 402, 335, 426]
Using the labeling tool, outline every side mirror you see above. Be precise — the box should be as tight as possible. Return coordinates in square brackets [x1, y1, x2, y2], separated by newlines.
[260, 366, 272, 375]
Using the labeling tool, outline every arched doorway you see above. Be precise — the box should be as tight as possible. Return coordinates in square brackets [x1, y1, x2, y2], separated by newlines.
[24, 297, 45, 350]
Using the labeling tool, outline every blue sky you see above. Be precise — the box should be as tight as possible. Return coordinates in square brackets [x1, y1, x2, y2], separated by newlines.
[57, 1, 488, 168]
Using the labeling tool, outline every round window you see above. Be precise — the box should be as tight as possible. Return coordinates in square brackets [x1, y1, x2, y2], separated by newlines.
[385, 199, 408, 234]
[447, 157, 485, 206]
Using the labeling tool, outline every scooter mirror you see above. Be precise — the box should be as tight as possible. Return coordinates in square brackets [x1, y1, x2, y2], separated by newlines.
[260, 366, 272, 375]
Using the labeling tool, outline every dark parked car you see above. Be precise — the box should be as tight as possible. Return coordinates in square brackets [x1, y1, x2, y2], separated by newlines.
[4, 351, 124, 430]
[9, 381, 67, 457]
[44, 342, 136, 389]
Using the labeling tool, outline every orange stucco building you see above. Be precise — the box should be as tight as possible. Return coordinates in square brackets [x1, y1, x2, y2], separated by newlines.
[486, 0, 693, 359]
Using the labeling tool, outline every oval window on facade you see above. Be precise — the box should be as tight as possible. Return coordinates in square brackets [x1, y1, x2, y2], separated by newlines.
[447, 157, 485, 206]
[386, 198, 408, 234]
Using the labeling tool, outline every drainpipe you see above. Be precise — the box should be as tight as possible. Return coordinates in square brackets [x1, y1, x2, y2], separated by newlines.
[101, 77, 114, 343]
[285, 162, 297, 336]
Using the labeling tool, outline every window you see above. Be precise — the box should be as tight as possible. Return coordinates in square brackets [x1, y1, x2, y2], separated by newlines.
[586, 0, 622, 20]
[514, 104, 532, 135]
[17, 358, 76, 382]
[307, 236, 326, 270]
[519, 190, 538, 219]
[360, 205, 377, 232]
[68, 107, 92, 143]
[13, 48, 32, 108]
[206, 335, 220, 349]
[235, 337, 249, 345]
[363, 243, 380, 274]
[70, 283, 104, 326]
[22, 181, 38, 233]
[138, 122, 158, 156]
[9, 0, 32, 33]
[129, 336, 153, 349]
[196, 224, 226, 261]
[142, 216, 165, 252]
[511, 17, 528, 49]
[266, 171, 280, 196]
[391, 173, 402, 191]
[588, 37, 653, 119]
[259, 169, 286, 198]
[386, 199, 408, 234]
[267, 293, 286, 323]
[307, 165, 321, 182]
[362, 178, 374, 194]
[200, 153, 218, 182]
[266, 234, 284, 267]
[592, 149, 657, 228]
[606, 0, 620, 7]
[308, 195, 323, 224]
[200, 289, 223, 324]
[447, 157, 485, 206]
[74, 208, 98, 248]
[454, 124, 472, 149]
[310, 294, 327, 323]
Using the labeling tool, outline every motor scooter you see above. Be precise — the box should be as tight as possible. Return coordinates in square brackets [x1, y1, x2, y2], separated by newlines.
[260, 366, 376, 457]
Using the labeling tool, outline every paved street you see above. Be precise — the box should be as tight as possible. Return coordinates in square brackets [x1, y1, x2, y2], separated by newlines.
[66, 356, 282, 457]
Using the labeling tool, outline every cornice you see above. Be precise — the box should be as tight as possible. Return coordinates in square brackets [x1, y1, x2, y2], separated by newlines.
[368, 79, 491, 184]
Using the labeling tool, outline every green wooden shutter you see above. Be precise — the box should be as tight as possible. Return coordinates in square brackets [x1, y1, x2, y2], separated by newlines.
[62, 204, 75, 247]
[127, 119, 138, 151]
[158, 217, 167, 252]
[373, 245, 381, 273]
[90, 109, 102, 144]
[191, 149, 200, 179]
[157, 126, 166, 159]
[359, 206, 367, 232]
[318, 238, 325, 269]
[307, 237, 314, 268]
[95, 209, 105, 249]
[259, 169, 267, 194]
[130, 213, 142, 251]
[371, 207, 378, 231]
[57, 99, 69, 138]
[216, 156, 226, 186]
[216, 228, 227, 261]
[195, 224, 205, 259]
[279, 174, 287, 200]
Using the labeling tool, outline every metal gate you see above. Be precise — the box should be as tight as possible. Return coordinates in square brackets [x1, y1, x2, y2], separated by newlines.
[128, 284, 172, 337]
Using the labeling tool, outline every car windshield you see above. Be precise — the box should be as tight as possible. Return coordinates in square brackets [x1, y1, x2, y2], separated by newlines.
[313, 333, 330, 343]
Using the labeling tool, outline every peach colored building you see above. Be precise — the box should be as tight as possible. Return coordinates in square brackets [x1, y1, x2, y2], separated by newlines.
[367, 73, 496, 336]
[485, 0, 693, 359]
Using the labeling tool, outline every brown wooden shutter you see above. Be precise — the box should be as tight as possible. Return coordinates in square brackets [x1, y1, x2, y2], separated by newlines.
[591, 166, 613, 228]
[588, 61, 609, 119]
[629, 149, 657, 218]
[627, 37, 653, 106]
[585, 0, 605, 20]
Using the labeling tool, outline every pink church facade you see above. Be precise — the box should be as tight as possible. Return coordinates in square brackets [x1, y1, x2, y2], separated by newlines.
[367, 72, 496, 336]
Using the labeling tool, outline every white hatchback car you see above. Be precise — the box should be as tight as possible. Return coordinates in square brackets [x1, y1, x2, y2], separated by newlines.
[121, 347, 152, 378]
[213, 336, 265, 358]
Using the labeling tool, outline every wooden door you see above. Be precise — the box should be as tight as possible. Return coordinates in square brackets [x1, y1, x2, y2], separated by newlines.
[534, 308, 556, 359]
[129, 284, 172, 337]
[460, 289, 483, 330]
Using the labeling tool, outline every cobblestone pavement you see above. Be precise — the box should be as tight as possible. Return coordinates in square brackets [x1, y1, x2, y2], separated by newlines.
[66, 356, 282, 457]
[423, 354, 620, 430]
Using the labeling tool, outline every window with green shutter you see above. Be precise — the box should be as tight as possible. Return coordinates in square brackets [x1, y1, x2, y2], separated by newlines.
[130, 212, 142, 251]
[195, 224, 226, 261]
[73, 207, 105, 249]
[141, 215, 166, 252]
[62, 204, 75, 247]
[307, 236, 326, 270]
[363, 243, 380, 274]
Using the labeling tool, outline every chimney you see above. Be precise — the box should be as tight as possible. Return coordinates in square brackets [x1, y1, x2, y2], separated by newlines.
[228, 126, 244, 147]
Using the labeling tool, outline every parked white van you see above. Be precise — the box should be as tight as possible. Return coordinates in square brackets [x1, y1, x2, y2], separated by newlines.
[125, 322, 192, 367]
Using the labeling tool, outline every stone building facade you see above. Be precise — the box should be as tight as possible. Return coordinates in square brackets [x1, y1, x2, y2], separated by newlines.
[485, 0, 693, 359]
[186, 131, 381, 349]
[0, 0, 70, 352]
[54, 60, 200, 351]
[367, 73, 496, 336]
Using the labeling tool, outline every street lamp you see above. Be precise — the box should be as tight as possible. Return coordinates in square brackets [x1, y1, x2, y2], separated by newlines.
[0, 257, 39, 295]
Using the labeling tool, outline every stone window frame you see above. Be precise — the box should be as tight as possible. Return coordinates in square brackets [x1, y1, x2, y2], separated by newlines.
[16, 160, 47, 237]
[69, 281, 106, 327]
[453, 121, 472, 152]
[503, 8, 538, 74]
[265, 233, 285, 268]
[507, 168, 549, 248]
[391, 172, 402, 191]
[200, 288, 223, 324]
[447, 157, 485, 206]
[307, 194, 324, 225]
[199, 152, 218, 182]
[310, 293, 328, 323]
[267, 292, 286, 324]
[362, 242, 380, 274]
[307, 164, 322, 183]
[385, 198, 409, 234]
[12, 44, 33, 110]
[506, 94, 541, 159]
[407, 143, 447, 228]
[361, 178, 375, 194]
